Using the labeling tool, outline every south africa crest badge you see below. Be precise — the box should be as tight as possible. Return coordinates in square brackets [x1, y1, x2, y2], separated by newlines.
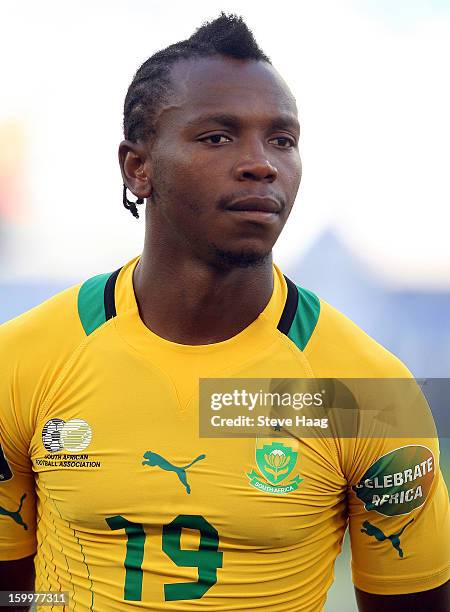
[247, 439, 302, 495]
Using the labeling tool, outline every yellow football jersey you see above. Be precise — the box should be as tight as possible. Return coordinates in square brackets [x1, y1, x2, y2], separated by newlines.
[0, 256, 448, 611]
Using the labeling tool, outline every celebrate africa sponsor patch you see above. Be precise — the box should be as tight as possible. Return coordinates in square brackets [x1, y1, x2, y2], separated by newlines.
[353, 445, 435, 516]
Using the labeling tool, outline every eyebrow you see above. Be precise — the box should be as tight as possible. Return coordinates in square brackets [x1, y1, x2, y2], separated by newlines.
[184, 112, 300, 133]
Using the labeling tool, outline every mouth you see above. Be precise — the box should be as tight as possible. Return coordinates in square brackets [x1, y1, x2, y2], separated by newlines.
[224, 197, 281, 224]
[225, 210, 279, 223]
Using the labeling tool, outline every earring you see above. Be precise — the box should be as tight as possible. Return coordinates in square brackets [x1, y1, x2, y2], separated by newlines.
[123, 184, 144, 219]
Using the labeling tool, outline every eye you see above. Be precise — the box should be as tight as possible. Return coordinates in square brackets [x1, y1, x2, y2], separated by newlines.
[269, 136, 296, 148]
[198, 134, 232, 145]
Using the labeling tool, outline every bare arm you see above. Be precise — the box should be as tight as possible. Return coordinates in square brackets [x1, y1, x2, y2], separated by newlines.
[0, 555, 35, 612]
[355, 579, 450, 612]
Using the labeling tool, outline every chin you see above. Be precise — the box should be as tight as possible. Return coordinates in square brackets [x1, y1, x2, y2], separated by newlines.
[212, 247, 272, 269]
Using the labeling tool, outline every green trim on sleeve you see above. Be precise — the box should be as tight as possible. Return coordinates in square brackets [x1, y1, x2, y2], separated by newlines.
[287, 287, 320, 350]
[77, 273, 111, 336]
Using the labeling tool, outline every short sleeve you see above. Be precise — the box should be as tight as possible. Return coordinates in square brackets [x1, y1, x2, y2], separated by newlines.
[302, 298, 450, 593]
[347, 432, 450, 594]
[0, 330, 37, 560]
[0, 285, 85, 561]
[0, 443, 36, 560]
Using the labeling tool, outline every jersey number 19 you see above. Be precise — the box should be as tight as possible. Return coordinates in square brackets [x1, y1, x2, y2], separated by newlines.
[106, 514, 223, 602]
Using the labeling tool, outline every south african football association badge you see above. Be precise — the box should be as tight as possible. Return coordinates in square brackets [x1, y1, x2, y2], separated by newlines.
[247, 439, 302, 495]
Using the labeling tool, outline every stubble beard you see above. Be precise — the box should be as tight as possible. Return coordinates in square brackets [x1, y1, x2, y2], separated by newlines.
[209, 244, 272, 269]
[149, 188, 274, 269]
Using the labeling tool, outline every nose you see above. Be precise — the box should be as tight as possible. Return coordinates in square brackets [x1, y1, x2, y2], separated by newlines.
[233, 144, 278, 182]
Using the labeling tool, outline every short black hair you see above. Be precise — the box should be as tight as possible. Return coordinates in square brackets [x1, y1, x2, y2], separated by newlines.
[123, 12, 271, 144]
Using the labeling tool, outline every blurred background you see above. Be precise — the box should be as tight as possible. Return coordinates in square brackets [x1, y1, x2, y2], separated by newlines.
[1, 1, 449, 609]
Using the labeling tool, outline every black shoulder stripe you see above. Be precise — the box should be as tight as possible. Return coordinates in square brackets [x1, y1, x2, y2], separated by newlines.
[277, 275, 299, 334]
[104, 267, 122, 321]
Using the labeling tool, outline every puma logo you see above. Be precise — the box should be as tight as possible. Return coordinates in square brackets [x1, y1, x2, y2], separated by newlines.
[142, 451, 206, 494]
[361, 518, 414, 558]
[0, 493, 28, 530]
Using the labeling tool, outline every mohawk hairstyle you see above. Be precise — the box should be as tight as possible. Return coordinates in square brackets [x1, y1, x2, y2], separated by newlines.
[122, 12, 271, 218]
[123, 12, 270, 144]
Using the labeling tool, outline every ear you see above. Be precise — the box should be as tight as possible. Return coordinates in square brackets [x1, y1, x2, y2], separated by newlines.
[118, 140, 152, 199]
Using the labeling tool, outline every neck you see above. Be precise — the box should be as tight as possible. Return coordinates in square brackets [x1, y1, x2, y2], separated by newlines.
[133, 232, 274, 346]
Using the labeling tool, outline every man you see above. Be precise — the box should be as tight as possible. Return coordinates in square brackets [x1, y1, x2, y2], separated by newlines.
[0, 13, 448, 612]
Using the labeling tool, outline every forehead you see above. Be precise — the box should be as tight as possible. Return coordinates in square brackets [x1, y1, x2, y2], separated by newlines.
[156, 56, 298, 131]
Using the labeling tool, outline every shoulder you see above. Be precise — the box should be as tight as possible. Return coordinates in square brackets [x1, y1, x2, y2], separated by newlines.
[0, 283, 85, 359]
[290, 288, 412, 378]
[0, 265, 122, 356]
[0, 284, 88, 412]
[0, 283, 86, 437]
[0, 266, 125, 437]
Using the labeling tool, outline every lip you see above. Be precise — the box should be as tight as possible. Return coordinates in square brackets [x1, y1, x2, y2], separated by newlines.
[225, 210, 279, 224]
[226, 196, 281, 213]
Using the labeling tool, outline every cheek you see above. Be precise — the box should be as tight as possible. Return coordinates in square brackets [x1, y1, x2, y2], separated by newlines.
[297, 155, 302, 181]
[151, 167, 205, 224]
[288, 153, 302, 185]
[282, 155, 302, 201]
[154, 146, 208, 193]
[155, 153, 226, 216]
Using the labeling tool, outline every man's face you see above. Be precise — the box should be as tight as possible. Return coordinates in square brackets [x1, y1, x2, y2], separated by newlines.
[145, 55, 302, 268]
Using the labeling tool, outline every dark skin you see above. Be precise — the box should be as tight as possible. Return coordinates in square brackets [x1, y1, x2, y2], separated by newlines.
[0, 554, 35, 611]
[355, 582, 449, 611]
[120, 56, 301, 345]
[118, 55, 449, 610]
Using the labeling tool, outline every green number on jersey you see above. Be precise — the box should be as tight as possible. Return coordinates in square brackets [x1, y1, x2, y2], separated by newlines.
[106, 514, 222, 602]
[162, 514, 223, 601]
[106, 515, 145, 601]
